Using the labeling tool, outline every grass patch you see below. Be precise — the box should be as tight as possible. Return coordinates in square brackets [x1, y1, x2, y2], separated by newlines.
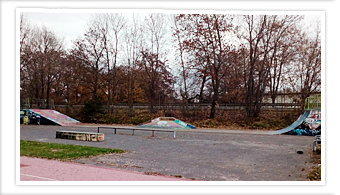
[20, 140, 125, 161]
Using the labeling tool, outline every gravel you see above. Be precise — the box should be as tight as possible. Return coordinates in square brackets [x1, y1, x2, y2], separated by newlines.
[20, 125, 315, 181]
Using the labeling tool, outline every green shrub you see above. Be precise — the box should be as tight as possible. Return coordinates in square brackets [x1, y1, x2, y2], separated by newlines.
[81, 97, 104, 123]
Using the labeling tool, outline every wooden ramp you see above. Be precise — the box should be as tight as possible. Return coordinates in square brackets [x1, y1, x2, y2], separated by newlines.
[29, 109, 81, 126]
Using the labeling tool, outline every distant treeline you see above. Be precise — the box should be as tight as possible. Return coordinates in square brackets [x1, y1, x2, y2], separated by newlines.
[20, 13, 321, 119]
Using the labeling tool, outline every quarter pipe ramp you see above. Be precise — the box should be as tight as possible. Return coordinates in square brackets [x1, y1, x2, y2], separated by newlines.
[28, 109, 81, 126]
[269, 110, 311, 135]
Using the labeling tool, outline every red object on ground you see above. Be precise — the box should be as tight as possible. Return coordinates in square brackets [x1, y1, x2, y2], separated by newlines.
[20, 156, 190, 181]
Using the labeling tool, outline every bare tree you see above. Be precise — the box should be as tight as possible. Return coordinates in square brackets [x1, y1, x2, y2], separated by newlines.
[89, 13, 126, 113]
[20, 13, 32, 101]
[241, 15, 272, 117]
[138, 13, 171, 113]
[171, 15, 190, 103]
[170, 15, 202, 107]
[20, 14, 32, 58]
[239, 15, 309, 117]
[73, 19, 106, 99]
[175, 14, 235, 118]
[20, 22, 64, 108]
[266, 15, 304, 103]
[288, 21, 321, 104]
[123, 14, 143, 109]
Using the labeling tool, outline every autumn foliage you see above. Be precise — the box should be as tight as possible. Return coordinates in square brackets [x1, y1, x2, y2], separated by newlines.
[20, 13, 321, 121]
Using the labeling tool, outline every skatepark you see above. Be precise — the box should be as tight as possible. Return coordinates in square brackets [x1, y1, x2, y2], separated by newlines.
[20, 124, 316, 181]
[19, 95, 321, 181]
[20, 94, 321, 136]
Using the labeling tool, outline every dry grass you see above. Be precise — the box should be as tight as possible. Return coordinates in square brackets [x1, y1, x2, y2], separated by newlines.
[307, 145, 321, 181]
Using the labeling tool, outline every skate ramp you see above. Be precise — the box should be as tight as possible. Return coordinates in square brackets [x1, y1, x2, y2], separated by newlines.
[29, 109, 81, 126]
[137, 117, 195, 129]
[269, 110, 311, 135]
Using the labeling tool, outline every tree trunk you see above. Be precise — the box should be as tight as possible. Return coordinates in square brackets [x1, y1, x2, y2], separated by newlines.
[93, 61, 99, 99]
[209, 82, 219, 119]
[149, 83, 156, 113]
[209, 100, 216, 119]
[271, 95, 276, 104]
[46, 77, 50, 109]
[245, 70, 254, 117]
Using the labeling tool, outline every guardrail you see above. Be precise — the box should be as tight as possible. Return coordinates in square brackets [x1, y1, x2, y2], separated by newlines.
[98, 127, 176, 138]
[305, 94, 321, 110]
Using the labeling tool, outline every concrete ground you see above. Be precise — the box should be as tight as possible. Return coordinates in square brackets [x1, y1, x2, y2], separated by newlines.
[20, 125, 315, 181]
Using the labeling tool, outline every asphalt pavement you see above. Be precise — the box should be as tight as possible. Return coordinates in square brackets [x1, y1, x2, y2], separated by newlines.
[20, 124, 315, 181]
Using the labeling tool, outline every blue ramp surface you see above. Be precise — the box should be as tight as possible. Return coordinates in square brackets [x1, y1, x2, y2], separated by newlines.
[269, 110, 311, 135]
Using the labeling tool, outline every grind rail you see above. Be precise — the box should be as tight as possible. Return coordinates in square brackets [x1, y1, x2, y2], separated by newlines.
[98, 126, 176, 138]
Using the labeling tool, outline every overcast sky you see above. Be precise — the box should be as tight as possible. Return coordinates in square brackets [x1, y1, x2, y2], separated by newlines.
[24, 12, 91, 49]
[23, 10, 322, 50]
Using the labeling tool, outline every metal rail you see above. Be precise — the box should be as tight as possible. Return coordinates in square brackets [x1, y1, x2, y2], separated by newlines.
[305, 94, 321, 110]
[98, 127, 176, 138]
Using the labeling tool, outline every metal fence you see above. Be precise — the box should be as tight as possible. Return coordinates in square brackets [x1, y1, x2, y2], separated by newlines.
[49, 102, 299, 122]
[20, 98, 55, 109]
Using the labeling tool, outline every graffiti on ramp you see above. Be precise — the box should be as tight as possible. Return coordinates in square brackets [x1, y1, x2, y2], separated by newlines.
[137, 117, 195, 129]
[28, 109, 81, 126]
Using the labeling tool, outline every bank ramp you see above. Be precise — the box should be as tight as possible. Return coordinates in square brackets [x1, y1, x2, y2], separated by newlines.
[29, 109, 81, 126]
[269, 110, 311, 135]
[137, 117, 195, 129]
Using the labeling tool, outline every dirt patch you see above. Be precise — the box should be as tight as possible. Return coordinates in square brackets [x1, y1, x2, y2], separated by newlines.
[307, 145, 321, 181]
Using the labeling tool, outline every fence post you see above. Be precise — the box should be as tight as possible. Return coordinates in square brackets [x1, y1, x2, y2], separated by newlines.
[276, 107, 278, 118]
[173, 131, 176, 139]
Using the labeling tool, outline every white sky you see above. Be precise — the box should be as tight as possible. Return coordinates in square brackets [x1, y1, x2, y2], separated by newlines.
[24, 12, 91, 49]
[23, 10, 322, 49]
